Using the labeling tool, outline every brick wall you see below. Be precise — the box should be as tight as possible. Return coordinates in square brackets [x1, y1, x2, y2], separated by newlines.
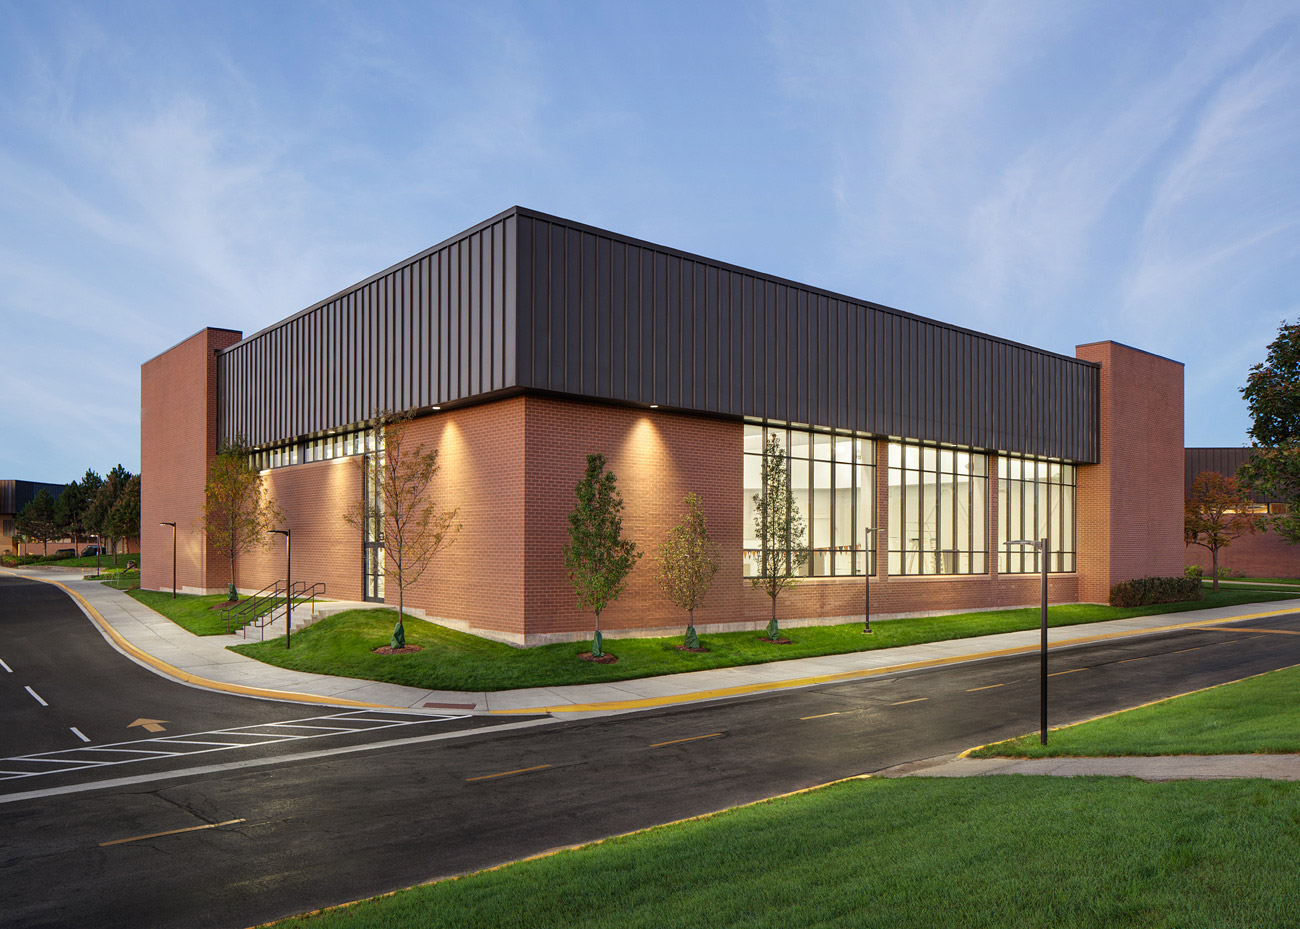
[234, 457, 363, 600]
[1185, 528, 1300, 579]
[140, 328, 242, 594]
[1075, 341, 1185, 602]
[518, 398, 1080, 643]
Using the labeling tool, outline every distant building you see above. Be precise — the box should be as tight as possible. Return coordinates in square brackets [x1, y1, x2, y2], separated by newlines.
[1185, 448, 1298, 578]
[1, 480, 66, 554]
[141, 207, 1186, 644]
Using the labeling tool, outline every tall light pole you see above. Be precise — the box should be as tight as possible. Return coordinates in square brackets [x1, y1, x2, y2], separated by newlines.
[268, 529, 291, 650]
[861, 527, 879, 634]
[1008, 537, 1049, 744]
[160, 522, 176, 598]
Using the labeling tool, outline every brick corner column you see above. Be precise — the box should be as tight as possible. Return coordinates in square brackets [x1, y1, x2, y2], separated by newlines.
[140, 327, 242, 595]
[1074, 341, 1184, 603]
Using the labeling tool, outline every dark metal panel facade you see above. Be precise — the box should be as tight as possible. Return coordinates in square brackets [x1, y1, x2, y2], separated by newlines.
[217, 206, 1099, 462]
[217, 213, 517, 448]
[1185, 448, 1268, 498]
[511, 211, 1099, 462]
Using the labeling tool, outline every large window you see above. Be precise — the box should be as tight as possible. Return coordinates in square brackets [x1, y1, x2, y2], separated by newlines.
[887, 441, 987, 575]
[998, 455, 1076, 573]
[743, 423, 875, 578]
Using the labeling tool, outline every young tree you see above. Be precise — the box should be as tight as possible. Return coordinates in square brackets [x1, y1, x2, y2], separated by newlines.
[1185, 471, 1258, 590]
[751, 433, 807, 641]
[1239, 319, 1300, 543]
[655, 492, 719, 650]
[343, 411, 460, 649]
[107, 475, 141, 554]
[203, 440, 283, 602]
[564, 453, 641, 658]
[15, 490, 60, 556]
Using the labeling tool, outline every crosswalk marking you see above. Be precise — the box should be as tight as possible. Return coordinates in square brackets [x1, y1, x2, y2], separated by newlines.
[0, 710, 463, 783]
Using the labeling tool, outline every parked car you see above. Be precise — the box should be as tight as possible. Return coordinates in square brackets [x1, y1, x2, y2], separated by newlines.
[55, 548, 75, 557]
[81, 545, 105, 556]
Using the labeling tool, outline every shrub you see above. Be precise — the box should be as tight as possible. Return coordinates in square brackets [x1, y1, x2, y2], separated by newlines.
[1184, 565, 1203, 580]
[1110, 575, 1205, 608]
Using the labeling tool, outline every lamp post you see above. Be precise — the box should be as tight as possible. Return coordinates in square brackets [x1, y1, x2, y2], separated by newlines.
[268, 529, 291, 650]
[1007, 537, 1049, 745]
[160, 522, 176, 599]
[861, 527, 879, 634]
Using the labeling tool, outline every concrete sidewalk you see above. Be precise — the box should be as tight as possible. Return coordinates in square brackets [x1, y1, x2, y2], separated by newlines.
[7, 565, 1300, 722]
[878, 752, 1300, 781]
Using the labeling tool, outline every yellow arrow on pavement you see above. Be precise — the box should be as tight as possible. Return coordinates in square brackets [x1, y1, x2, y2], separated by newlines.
[128, 718, 168, 733]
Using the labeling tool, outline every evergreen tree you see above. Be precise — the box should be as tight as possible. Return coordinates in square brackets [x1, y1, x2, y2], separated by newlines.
[16, 490, 60, 556]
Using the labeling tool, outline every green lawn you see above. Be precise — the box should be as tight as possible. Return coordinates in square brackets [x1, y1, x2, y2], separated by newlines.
[972, 663, 1300, 758]
[1222, 576, 1300, 586]
[126, 589, 309, 636]
[265, 776, 1300, 929]
[227, 588, 1298, 693]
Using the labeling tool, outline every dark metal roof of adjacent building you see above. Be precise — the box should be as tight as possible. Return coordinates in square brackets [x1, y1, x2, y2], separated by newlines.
[0, 480, 66, 515]
[1185, 447, 1275, 500]
[216, 206, 1102, 462]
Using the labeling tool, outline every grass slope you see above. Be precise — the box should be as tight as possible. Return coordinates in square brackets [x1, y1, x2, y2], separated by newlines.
[972, 663, 1300, 758]
[266, 777, 1300, 929]
[228, 588, 1297, 693]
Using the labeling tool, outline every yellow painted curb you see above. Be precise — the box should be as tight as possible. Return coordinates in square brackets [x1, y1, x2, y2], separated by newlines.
[32, 576, 398, 710]
[490, 605, 1300, 714]
[249, 771, 878, 927]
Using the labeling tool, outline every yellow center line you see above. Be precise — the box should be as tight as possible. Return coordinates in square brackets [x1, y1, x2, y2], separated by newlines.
[649, 732, 723, 748]
[890, 697, 928, 706]
[100, 818, 245, 847]
[1171, 646, 1202, 654]
[1047, 668, 1087, 677]
[966, 683, 1005, 692]
[465, 764, 553, 782]
[1118, 656, 1148, 663]
[800, 712, 842, 720]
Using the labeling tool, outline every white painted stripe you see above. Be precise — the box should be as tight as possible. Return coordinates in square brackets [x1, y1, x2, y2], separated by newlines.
[0, 717, 559, 804]
[24, 686, 47, 707]
[0, 657, 11, 672]
[70, 728, 90, 743]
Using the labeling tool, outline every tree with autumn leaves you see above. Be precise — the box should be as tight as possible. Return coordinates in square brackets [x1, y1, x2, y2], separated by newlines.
[203, 439, 283, 602]
[344, 410, 461, 650]
[1185, 471, 1257, 590]
[655, 493, 719, 650]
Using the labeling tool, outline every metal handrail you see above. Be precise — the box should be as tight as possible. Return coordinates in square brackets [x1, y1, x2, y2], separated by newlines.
[221, 578, 290, 634]
[241, 580, 328, 640]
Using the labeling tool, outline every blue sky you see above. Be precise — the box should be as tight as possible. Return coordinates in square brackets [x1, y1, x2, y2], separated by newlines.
[2, 0, 1298, 483]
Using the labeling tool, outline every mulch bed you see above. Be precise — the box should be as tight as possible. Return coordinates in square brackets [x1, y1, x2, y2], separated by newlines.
[372, 645, 425, 655]
[208, 600, 241, 611]
[760, 636, 792, 645]
[579, 652, 619, 664]
[674, 645, 710, 653]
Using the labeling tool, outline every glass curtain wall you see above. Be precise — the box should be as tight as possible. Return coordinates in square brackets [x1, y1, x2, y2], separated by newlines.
[743, 423, 875, 578]
[998, 456, 1077, 572]
[887, 441, 988, 575]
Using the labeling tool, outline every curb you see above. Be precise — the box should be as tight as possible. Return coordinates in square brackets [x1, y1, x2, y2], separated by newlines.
[28, 575, 401, 711]
[490, 605, 1300, 714]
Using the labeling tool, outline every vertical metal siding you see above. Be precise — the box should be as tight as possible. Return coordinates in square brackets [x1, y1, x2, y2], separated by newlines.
[217, 214, 518, 447]
[218, 208, 1099, 462]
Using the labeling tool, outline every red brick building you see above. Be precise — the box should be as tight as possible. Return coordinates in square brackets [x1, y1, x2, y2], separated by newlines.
[1184, 448, 1300, 578]
[141, 208, 1185, 645]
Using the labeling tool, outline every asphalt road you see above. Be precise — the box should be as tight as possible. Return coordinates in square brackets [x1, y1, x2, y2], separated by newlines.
[3, 574, 1300, 929]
